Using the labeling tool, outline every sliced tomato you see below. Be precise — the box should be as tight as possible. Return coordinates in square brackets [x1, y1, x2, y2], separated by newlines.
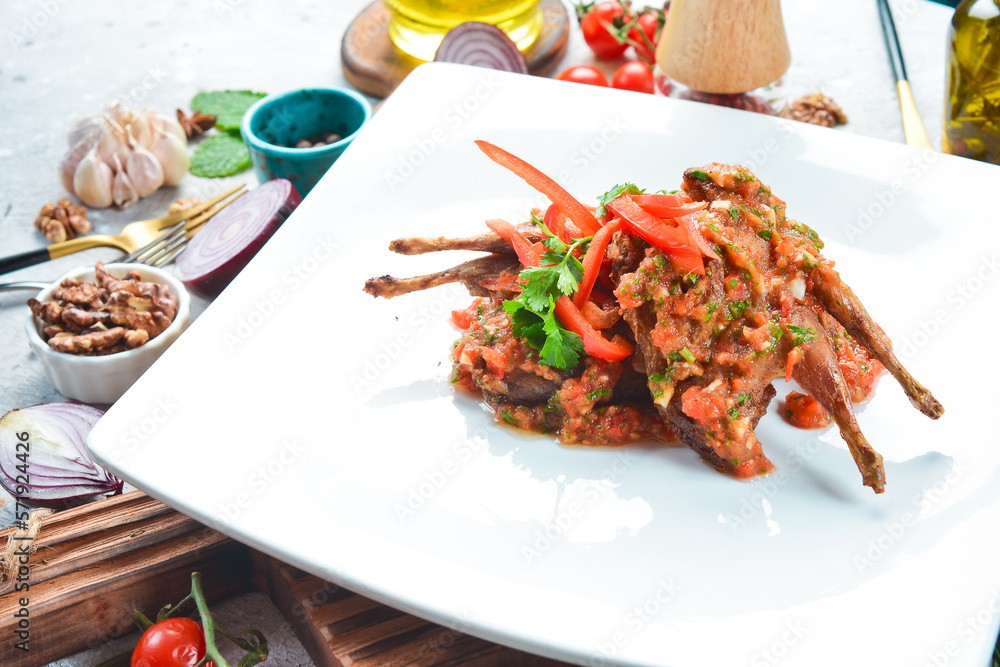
[554, 296, 633, 361]
[606, 195, 701, 262]
[785, 346, 804, 383]
[680, 385, 714, 426]
[475, 141, 601, 236]
[479, 347, 508, 379]
[784, 391, 832, 429]
[451, 298, 483, 329]
[573, 219, 620, 308]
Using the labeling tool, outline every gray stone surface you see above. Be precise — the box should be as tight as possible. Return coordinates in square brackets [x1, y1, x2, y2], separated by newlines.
[0, 0, 953, 664]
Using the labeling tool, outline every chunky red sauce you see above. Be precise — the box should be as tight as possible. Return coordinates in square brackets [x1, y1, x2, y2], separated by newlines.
[451, 298, 675, 446]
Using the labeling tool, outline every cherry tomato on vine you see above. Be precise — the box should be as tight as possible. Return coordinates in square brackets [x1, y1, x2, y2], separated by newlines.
[556, 65, 610, 87]
[628, 12, 663, 63]
[131, 618, 216, 667]
[578, 2, 628, 59]
[611, 61, 655, 94]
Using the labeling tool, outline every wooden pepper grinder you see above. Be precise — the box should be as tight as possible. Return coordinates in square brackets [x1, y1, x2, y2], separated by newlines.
[656, 0, 791, 94]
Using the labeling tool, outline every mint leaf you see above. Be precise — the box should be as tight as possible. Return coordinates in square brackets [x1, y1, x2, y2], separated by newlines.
[189, 133, 251, 178]
[190, 90, 267, 133]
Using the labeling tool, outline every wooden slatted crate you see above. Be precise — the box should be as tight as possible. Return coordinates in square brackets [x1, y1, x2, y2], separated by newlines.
[0, 492, 567, 666]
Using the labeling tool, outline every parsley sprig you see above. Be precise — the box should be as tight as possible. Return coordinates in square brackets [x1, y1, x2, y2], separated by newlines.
[596, 183, 645, 218]
[502, 220, 593, 370]
[787, 325, 819, 347]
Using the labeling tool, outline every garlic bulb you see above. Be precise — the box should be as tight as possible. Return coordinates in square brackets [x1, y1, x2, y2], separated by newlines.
[111, 155, 138, 209]
[148, 128, 189, 187]
[73, 147, 114, 208]
[129, 109, 154, 150]
[148, 111, 186, 142]
[97, 116, 131, 170]
[105, 100, 132, 129]
[59, 133, 99, 196]
[125, 127, 164, 198]
[60, 102, 190, 207]
[68, 116, 103, 149]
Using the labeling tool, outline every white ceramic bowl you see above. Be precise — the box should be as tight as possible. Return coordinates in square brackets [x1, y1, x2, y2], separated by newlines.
[25, 263, 191, 404]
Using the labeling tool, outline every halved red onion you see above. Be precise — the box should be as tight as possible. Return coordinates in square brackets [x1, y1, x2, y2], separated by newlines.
[174, 179, 302, 299]
[434, 22, 529, 74]
[0, 402, 122, 505]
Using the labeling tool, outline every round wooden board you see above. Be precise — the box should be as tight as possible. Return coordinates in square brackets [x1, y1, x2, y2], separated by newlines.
[342, 0, 570, 99]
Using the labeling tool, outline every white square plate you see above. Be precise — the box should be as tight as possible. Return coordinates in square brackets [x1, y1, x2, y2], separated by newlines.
[89, 63, 1000, 666]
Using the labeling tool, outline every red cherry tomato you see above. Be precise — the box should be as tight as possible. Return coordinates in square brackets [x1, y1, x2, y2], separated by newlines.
[132, 618, 215, 667]
[556, 65, 610, 87]
[611, 61, 654, 94]
[579, 2, 628, 59]
[628, 12, 662, 63]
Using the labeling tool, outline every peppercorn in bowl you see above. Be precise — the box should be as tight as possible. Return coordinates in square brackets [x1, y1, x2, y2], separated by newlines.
[25, 262, 191, 404]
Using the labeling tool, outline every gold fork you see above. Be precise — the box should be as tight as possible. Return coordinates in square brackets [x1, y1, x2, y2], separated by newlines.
[0, 185, 246, 276]
[122, 190, 248, 267]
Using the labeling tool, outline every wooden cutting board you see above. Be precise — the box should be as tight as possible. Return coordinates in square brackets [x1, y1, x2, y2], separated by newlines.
[0, 492, 567, 666]
[342, 0, 569, 98]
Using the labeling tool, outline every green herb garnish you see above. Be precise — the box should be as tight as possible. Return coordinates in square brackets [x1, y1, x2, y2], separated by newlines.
[704, 301, 719, 322]
[787, 325, 819, 347]
[596, 183, 645, 218]
[190, 90, 267, 132]
[501, 224, 592, 370]
[505, 297, 584, 371]
[679, 347, 696, 363]
[727, 299, 750, 320]
[189, 133, 252, 178]
[689, 170, 711, 181]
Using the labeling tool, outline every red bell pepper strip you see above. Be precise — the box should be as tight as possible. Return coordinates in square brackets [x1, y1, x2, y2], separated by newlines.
[573, 219, 620, 308]
[554, 296, 633, 361]
[485, 218, 541, 267]
[606, 196, 700, 257]
[475, 140, 601, 236]
[630, 192, 692, 207]
[670, 253, 706, 276]
[630, 194, 708, 219]
[676, 213, 721, 261]
[543, 204, 571, 244]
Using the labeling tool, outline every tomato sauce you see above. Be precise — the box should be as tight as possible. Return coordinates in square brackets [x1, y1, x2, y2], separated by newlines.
[451, 297, 675, 446]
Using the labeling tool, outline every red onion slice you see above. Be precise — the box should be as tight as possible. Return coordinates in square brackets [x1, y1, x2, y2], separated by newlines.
[434, 22, 529, 74]
[175, 179, 302, 299]
[0, 402, 122, 505]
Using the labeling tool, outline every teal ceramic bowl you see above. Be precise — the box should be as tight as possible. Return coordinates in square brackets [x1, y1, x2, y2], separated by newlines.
[241, 87, 371, 195]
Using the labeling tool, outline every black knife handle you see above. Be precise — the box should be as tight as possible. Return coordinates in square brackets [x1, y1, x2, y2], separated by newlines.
[0, 247, 52, 276]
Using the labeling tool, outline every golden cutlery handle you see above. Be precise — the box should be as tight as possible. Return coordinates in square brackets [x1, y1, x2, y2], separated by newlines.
[897, 80, 934, 150]
[47, 235, 127, 260]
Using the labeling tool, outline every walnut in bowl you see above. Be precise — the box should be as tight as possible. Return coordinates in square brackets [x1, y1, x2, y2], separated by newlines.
[25, 263, 191, 404]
